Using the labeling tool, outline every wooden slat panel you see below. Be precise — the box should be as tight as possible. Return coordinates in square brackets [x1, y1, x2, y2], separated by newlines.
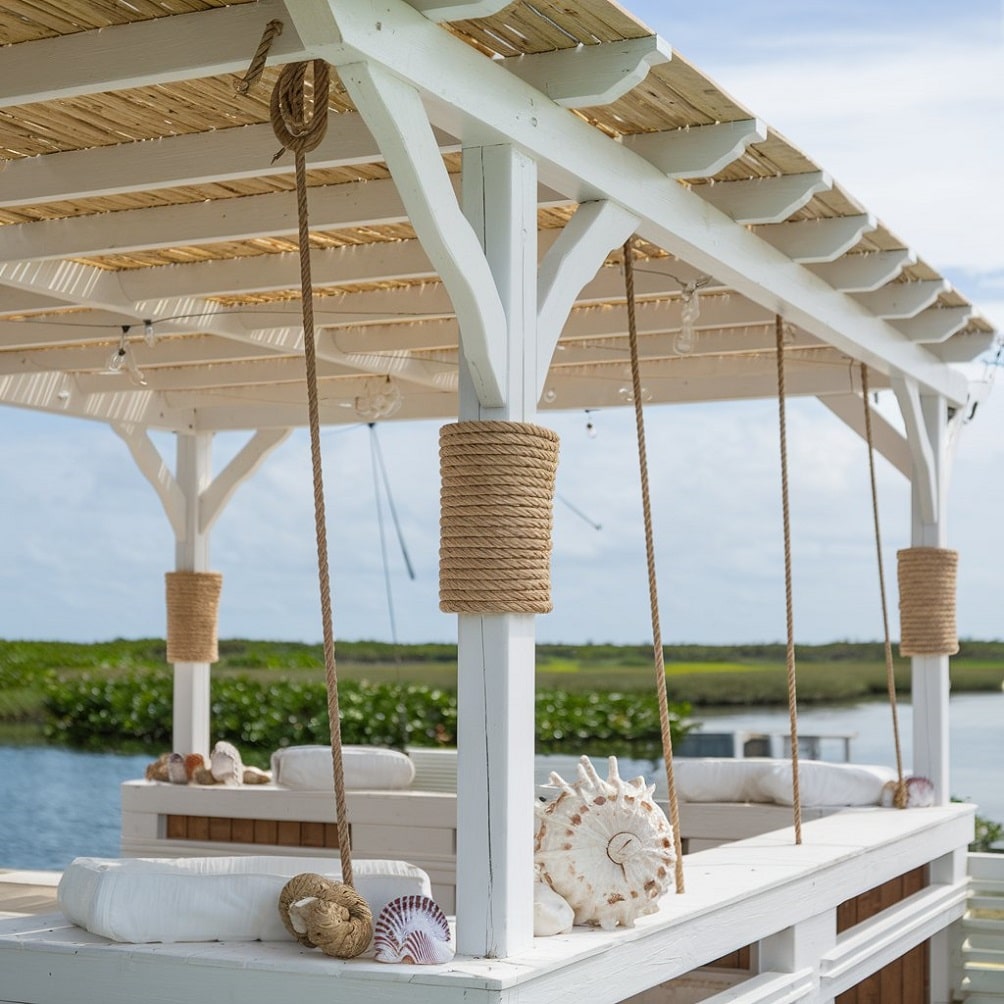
[253, 819, 277, 845]
[208, 817, 232, 842]
[276, 821, 301, 846]
[324, 823, 341, 849]
[231, 818, 255, 844]
[300, 822, 326, 848]
[186, 816, 209, 841]
[165, 815, 188, 840]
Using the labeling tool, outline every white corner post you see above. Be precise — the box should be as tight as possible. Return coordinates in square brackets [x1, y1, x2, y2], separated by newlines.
[892, 377, 961, 806]
[114, 423, 291, 756]
[455, 143, 539, 958]
[172, 431, 214, 757]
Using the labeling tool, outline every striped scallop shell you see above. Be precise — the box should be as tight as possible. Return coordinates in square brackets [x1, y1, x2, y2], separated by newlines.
[372, 895, 453, 965]
[534, 755, 675, 931]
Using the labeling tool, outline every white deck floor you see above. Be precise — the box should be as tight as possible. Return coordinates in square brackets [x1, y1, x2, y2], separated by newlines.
[0, 805, 974, 1004]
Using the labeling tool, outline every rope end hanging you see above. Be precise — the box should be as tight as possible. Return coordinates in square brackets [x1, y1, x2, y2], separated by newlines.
[234, 19, 284, 96]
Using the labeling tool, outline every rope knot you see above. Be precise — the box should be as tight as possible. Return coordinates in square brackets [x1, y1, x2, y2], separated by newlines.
[278, 873, 373, 958]
[271, 60, 331, 158]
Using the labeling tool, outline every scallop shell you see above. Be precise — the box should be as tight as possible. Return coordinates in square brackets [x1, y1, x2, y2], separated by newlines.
[372, 894, 454, 965]
[209, 740, 244, 785]
[534, 755, 675, 930]
[881, 775, 936, 808]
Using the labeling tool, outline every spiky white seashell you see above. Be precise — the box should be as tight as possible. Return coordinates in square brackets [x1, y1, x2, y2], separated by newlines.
[534, 879, 574, 936]
[372, 894, 453, 965]
[209, 740, 244, 785]
[534, 755, 675, 931]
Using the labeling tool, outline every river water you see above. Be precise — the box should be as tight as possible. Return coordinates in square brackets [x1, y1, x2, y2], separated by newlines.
[1, 692, 1000, 871]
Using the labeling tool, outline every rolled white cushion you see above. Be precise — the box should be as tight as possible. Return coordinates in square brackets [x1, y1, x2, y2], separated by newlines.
[760, 760, 897, 807]
[270, 745, 415, 791]
[670, 759, 772, 802]
[58, 855, 430, 943]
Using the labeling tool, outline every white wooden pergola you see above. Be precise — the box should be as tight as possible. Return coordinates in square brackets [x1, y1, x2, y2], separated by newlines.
[0, 1, 997, 998]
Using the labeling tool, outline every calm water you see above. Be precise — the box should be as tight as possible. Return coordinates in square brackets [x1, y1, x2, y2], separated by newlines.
[1, 692, 1001, 871]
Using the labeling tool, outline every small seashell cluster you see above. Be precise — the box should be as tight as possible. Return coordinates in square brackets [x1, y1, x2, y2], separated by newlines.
[372, 894, 454, 965]
[534, 755, 675, 931]
[881, 775, 936, 808]
[143, 745, 271, 785]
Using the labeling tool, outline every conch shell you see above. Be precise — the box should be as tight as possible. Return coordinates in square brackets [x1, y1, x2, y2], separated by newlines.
[534, 755, 675, 930]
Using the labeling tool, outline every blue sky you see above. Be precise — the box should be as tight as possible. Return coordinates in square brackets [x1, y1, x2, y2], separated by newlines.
[1, 2, 1001, 646]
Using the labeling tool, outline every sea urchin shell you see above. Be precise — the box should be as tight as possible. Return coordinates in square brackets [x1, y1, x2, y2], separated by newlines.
[372, 894, 453, 965]
[534, 755, 675, 930]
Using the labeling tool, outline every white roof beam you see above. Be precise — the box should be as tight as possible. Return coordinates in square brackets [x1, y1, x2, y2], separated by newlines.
[893, 307, 973, 344]
[0, 336, 273, 369]
[0, 0, 304, 107]
[755, 214, 876, 263]
[0, 115, 459, 208]
[694, 172, 831, 224]
[808, 250, 916, 292]
[286, 0, 958, 400]
[623, 119, 767, 179]
[503, 36, 671, 108]
[855, 280, 948, 319]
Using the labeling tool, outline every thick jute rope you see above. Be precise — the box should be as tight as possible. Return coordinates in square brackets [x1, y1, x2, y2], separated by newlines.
[774, 314, 802, 844]
[268, 58, 355, 889]
[278, 873, 373, 959]
[439, 421, 559, 613]
[898, 548, 960, 656]
[860, 365, 908, 809]
[623, 241, 684, 893]
[233, 19, 283, 95]
[165, 571, 222, 664]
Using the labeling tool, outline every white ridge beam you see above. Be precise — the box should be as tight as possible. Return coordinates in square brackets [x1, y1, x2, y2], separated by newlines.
[808, 250, 916, 292]
[854, 280, 947, 319]
[696, 171, 831, 224]
[504, 36, 671, 108]
[0, 115, 460, 208]
[0, 0, 305, 107]
[756, 214, 876, 263]
[623, 119, 767, 179]
[893, 306, 972, 344]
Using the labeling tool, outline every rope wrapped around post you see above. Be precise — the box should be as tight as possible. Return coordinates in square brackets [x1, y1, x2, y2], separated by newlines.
[439, 421, 559, 614]
[897, 547, 960, 656]
[165, 571, 222, 664]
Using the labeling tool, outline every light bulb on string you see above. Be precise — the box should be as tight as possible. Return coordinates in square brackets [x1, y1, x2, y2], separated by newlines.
[104, 328, 130, 374]
[143, 319, 156, 347]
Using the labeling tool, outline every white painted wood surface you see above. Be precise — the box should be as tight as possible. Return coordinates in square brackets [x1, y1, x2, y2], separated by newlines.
[0, 805, 975, 1004]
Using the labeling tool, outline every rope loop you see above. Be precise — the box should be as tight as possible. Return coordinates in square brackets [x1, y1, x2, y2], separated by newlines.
[234, 19, 284, 94]
[270, 60, 330, 156]
[278, 873, 373, 959]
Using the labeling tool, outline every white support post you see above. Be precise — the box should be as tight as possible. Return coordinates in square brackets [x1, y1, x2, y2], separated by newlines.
[455, 143, 538, 958]
[758, 910, 836, 1004]
[172, 431, 214, 758]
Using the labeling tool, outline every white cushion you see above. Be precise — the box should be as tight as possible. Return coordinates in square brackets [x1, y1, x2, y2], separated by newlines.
[58, 855, 430, 944]
[671, 759, 772, 802]
[270, 745, 415, 791]
[759, 760, 897, 807]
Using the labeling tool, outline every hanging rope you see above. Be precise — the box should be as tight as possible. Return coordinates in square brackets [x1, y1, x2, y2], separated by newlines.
[267, 59, 355, 890]
[774, 314, 802, 844]
[622, 239, 684, 892]
[859, 365, 908, 809]
[233, 19, 283, 95]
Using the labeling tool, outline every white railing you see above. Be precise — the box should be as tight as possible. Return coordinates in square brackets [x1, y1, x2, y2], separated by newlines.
[958, 852, 1004, 1002]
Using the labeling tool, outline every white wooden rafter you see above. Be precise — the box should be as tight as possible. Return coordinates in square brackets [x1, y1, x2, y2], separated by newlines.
[623, 118, 767, 179]
[0, 0, 303, 108]
[695, 171, 831, 225]
[756, 213, 876, 263]
[503, 36, 671, 108]
[893, 306, 972, 344]
[808, 249, 915, 292]
[406, 0, 511, 20]
[282, 0, 966, 403]
[0, 115, 460, 209]
[853, 279, 948, 319]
